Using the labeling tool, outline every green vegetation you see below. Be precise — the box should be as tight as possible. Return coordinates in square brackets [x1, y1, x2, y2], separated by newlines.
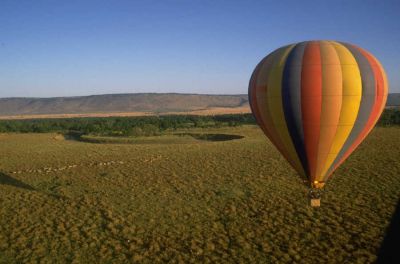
[0, 125, 399, 263]
[0, 108, 399, 137]
[378, 108, 400, 126]
[0, 114, 255, 136]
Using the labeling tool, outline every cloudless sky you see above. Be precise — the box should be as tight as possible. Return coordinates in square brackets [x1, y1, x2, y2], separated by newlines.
[0, 0, 399, 98]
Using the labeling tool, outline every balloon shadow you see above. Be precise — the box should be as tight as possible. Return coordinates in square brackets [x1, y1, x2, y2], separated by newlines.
[178, 133, 244, 142]
[377, 198, 400, 263]
[0, 171, 66, 200]
[0, 172, 35, 191]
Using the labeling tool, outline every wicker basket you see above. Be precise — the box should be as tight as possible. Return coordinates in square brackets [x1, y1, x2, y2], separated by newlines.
[310, 198, 321, 207]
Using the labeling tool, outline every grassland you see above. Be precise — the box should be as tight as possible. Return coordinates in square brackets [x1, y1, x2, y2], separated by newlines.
[0, 126, 399, 263]
[0, 106, 251, 120]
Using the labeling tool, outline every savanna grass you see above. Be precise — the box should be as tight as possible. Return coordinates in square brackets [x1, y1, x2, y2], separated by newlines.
[0, 126, 399, 263]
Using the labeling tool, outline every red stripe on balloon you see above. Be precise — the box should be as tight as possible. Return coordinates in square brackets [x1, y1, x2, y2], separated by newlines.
[300, 41, 322, 181]
[249, 57, 267, 129]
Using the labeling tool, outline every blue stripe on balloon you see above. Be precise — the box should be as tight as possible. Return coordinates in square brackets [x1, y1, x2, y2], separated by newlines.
[281, 42, 309, 177]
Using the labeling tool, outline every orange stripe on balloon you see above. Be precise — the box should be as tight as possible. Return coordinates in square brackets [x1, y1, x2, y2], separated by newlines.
[314, 41, 342, 181]
[301, 41, 322, 181]
[251, 57, 278, 139]
[249, 55, 270, 130]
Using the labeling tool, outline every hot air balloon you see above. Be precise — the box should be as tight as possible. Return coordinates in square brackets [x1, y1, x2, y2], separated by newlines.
[248, 40, 388, 206]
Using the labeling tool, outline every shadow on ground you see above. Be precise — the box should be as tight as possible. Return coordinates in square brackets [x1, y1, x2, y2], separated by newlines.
[377, 198, 400, 263]
[64, 131, 245, 143]
[0, 172, 64, 200]
[178, 133, 244, 141]
[0, 172, 35, 191]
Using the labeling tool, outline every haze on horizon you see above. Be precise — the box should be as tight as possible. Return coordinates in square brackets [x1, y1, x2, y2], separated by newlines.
[1, 0, 399, 98]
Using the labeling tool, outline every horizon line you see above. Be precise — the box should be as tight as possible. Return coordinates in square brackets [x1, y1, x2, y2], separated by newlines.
[0, 92, 249, 100]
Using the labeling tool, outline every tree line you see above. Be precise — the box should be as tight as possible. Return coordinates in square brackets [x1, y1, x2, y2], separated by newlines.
[378, 108, 400, 127]
[0, 109, 398, 136]
[0, 114, 256, 136]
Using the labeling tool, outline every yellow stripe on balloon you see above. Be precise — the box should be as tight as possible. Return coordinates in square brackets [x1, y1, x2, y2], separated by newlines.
[266, 44, 306, 177]
[254, 47, 304, 175]
[255, 47, 288, 136]
[320, 41, 362, 179]
[255, 49, 284, 88]
[314, 41, 343, 181]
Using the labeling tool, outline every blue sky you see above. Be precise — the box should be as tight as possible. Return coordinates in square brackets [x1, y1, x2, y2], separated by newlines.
[0, 0, 399, 97]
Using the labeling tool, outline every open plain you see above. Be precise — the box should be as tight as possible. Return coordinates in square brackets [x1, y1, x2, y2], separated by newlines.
[0, 126, 399, 263]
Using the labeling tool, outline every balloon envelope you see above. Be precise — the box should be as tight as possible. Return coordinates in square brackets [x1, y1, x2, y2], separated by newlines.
[248, 40, 388, 188]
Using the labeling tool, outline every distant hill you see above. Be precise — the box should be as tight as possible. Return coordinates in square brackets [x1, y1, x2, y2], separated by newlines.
[0, 93, 398, 119]
[387, 93, 400, 107]
[0, 93, 249, 118]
